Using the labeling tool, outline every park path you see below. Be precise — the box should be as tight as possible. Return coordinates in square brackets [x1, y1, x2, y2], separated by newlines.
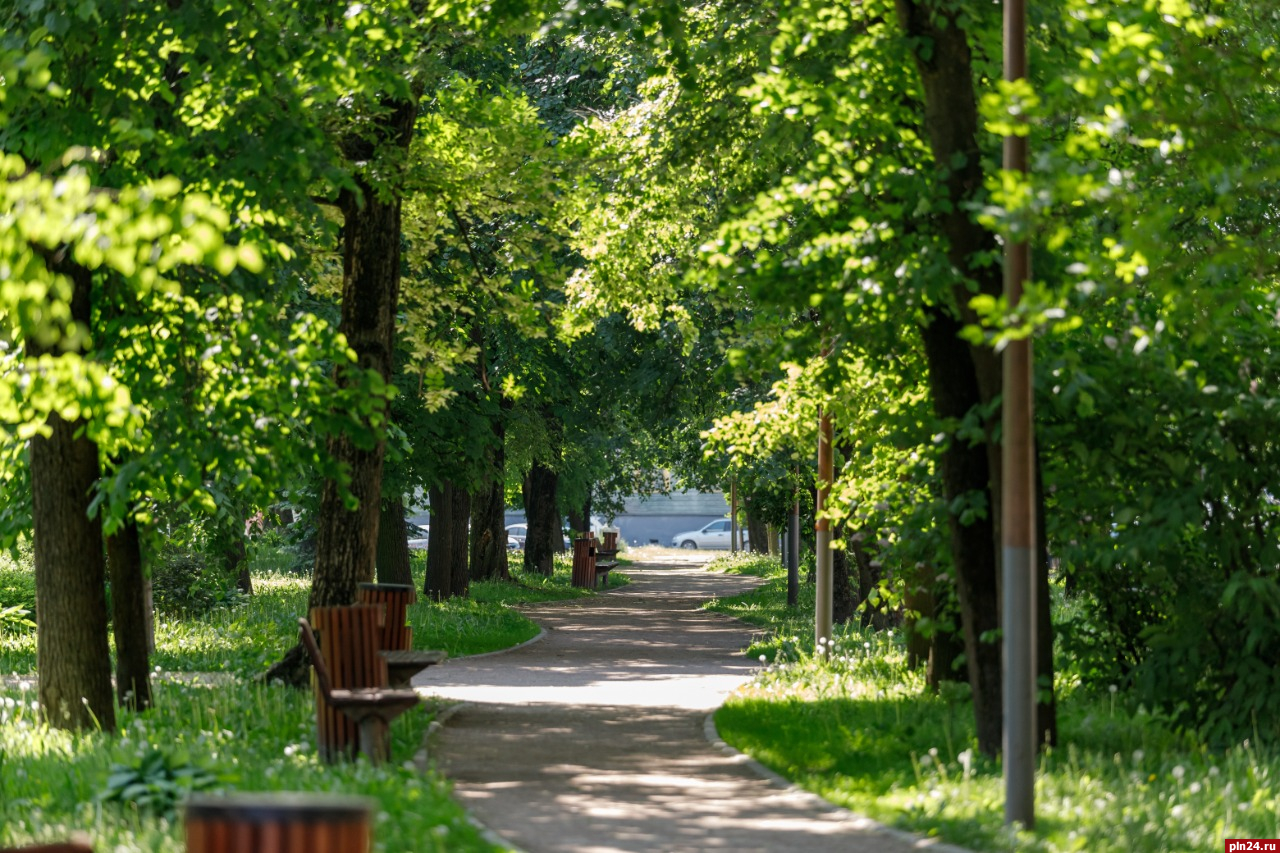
[417, 555, 966, 853]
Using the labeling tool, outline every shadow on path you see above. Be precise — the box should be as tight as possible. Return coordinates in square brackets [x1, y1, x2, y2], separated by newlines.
[421, 561, 966, 853]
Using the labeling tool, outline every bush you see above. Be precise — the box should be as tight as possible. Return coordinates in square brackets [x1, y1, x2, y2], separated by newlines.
[151, 548, 245, 616]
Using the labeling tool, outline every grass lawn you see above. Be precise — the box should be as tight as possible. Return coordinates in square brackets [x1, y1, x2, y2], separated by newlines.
[705, 554, 1280, 852]
[0, 541, 623, 851]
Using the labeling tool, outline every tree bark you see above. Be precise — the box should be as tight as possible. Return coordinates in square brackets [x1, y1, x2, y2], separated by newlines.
[523, 461, 560, 577]
[1035, 445, 1058, 748]
[894, 0, 1008, 756]
[267, 95, 416, 688]
[449, 485, 471, 598]
[29, 261, 116, 732]
[215, 507, 252, 596]
[919, 307, 1003, 755]
[470, 410, 510, 582]
[425, 484, 454, 601]
[376, 496, 413, 586]
[746, 511, 769, 555]
[106, 518, 152, 712]
[832, 532, 856, 625]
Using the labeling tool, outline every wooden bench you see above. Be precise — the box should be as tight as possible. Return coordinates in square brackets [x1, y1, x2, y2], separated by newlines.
[301, 610, 420, 763]
[356, 583, 447, 686]
[594, 548, 619, 588]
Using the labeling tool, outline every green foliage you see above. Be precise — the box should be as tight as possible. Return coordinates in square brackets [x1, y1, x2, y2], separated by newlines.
[149, 547, 244, 617]
[98, 747, 223, 820]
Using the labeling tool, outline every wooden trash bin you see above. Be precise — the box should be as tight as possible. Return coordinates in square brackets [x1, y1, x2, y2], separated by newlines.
[185, 792, 372, 853]
[308, 604, 387, 762]
[601, 530, 618, 552]
[571, 537, 597, 588]
[356, 582, 415, 651]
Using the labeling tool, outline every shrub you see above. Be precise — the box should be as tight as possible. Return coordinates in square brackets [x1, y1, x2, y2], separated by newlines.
[150, 548, 244, 616]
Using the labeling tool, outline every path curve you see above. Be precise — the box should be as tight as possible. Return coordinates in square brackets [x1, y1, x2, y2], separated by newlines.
[419, 559, 966, 853]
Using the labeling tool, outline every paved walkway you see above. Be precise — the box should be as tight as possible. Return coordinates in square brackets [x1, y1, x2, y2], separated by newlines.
[418, 557, 966, 853]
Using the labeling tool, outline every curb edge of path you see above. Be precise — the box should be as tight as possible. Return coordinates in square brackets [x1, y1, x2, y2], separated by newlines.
[418, 701, 528, 853]
[450, 625, 548, 661]
[702, 712, 975, 853]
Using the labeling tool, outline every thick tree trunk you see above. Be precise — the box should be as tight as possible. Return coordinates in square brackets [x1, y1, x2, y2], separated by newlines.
[29, 262, 116, 732]
[895, 0, 1008, 756]
[470, 412, 510, 582]
[376, 496, 413, 586]
[106, 518, 152, 711]
[523, 461, 560, 577]
[425, 484, 454, 601]
[832, 531, 856, 625]
[267, 96, 416, 688]
[746, 511, 769, 555]
[216, 508, 252, 596]
[903, 566, 934, 671]
[449, 486, 471, 598]
[919, 308, 1003, 755]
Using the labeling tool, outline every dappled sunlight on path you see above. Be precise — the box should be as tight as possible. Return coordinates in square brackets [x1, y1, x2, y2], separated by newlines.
[421, 562, 970, 853]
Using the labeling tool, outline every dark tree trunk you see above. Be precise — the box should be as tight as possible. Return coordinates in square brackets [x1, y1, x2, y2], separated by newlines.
[425, 484, 454, 601]
[470, 409, 510, 582]
[903, 566, 933, 671]
[929, 623, 967, 691]
[216, 508, 252, 596]
[449, 486, 471, 598]
[567, 508, 587, 540]
[896, 0, 1008, 757]
[376, 496, 413, 586]
[746, 511, 769, 555]
[106, 518, 152, 712]
[523, 461, 560, 577]
[29, 262, 116, 732]
[470, 480, 510, 582]
[831, 531, 856, 625]
[919, 308, 1002, 755]
[267, 95, 416, 688]
[1035, 445, 1058, 748]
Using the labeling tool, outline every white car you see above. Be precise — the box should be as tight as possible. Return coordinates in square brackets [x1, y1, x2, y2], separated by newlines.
[406, 523, 429, 550]
[671, 519, 747, 550]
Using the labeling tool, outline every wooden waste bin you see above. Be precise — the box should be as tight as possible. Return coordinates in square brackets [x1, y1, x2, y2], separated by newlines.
[185, 792, 372, 853]
[571, 537, 596, 588]
[357, 582, 416, 651]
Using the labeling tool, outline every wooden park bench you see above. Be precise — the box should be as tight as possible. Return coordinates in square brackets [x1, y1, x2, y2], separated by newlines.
[594, 530, 620, 589]
[300, 609, 421, 763]
[356, 583, 447, 686]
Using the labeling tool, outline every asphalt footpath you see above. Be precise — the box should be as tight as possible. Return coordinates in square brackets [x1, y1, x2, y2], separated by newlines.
[416, 555, 969, 853]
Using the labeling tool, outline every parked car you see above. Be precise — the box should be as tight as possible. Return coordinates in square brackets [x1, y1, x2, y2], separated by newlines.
[505, 523, 527, 548]
[670, 519, 748, 550]
[506, 522, 572, 549]
[406, 523, 429, 550]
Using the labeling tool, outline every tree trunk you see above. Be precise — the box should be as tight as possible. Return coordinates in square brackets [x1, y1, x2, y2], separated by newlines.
[29, 262, 116, 732]
[919, 308, 1002, 755]
[746, 511, 769, 555]
[470, 412, 510, 582]
[1035, 444, 1058, 748]
[903, 567, 933, 671]
[523, 461, 559, 577]
[896, 0, 1008, 757]
[832, 531, 856, 625]
[449, 486, 471, 598]
[106, 518, 152, 712]
[267, 95, 416, 688]
[425, 484, 454, 601]
[216, 507, 252, 596]
[376, 496, 413, 586]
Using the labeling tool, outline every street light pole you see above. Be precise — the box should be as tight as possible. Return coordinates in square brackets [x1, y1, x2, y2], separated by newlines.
[1003, 0, 1037, 828]
[815, 408, 833, 654]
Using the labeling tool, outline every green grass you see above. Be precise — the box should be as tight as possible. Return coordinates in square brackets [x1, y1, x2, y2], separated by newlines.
[0, 677, 499, 852]
[708, 567, 1280, 853]
[0, 540, 635, 851]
